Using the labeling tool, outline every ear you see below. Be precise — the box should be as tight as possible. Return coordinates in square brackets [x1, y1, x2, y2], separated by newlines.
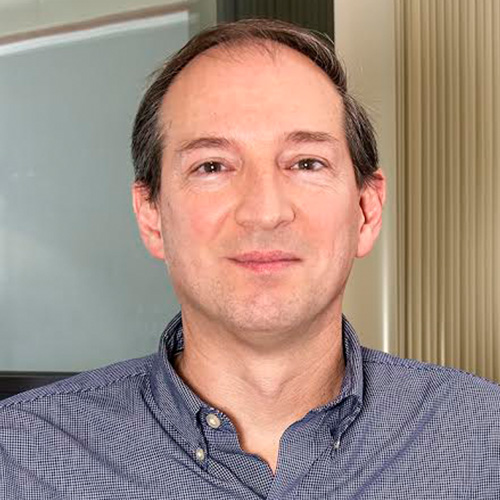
[132, 183, 165, 260]
[356, 169, 386, 258]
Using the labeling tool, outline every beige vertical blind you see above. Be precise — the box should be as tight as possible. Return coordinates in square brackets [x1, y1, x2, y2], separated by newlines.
[396, 0, 500, 382]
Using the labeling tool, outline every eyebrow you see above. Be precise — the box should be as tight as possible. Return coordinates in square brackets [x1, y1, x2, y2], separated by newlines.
[175, 137, 233, 156]
[285, 130, 340, 146]
[174, 130, 340, 156]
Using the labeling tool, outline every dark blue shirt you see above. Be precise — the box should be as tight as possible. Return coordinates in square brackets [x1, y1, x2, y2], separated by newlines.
[1, 312, 499, 499]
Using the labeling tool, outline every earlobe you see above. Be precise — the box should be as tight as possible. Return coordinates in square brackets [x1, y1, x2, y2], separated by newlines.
[356, 170, 386, 258]
[132, 183, 165, 260]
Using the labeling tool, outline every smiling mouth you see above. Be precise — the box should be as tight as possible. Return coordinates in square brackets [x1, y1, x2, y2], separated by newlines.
[228, 251, 301, 273]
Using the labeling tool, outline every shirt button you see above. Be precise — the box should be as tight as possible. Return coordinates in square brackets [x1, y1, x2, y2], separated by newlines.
[206, 413, 221, 429]
[195, 448, 205, 461]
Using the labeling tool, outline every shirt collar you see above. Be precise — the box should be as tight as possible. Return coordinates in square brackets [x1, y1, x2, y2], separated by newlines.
[150, 311, 364, 446]
[150, 312, 205, 447]
[316, 315, 364, 444]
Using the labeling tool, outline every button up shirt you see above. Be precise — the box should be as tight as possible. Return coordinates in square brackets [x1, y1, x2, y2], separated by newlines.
[1, 312, 499, 499]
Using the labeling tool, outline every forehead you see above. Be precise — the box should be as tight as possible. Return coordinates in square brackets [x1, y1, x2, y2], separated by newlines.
[160, 42, 345, 144]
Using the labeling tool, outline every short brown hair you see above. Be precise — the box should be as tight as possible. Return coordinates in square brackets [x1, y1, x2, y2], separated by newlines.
[131, 18, 378, 202]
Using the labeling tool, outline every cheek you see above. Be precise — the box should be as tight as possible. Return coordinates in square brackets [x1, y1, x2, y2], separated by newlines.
[165, 192, 230, 257]
[308, 194, 360, 256]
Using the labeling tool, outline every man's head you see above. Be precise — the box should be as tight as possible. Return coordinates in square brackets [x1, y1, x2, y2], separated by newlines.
[132, 19, 385, 341]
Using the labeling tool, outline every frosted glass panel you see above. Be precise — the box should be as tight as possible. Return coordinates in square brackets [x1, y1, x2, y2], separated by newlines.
[0, 12, 188, 371]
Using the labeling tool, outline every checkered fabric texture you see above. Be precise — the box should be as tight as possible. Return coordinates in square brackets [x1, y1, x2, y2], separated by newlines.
[1, 312, 499, 499]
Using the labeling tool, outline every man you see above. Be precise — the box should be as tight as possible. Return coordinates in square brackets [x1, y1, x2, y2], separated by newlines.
[1, 19, 499, 499]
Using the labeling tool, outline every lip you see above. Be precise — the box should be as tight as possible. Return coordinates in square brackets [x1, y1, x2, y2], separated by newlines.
[230, 251, 300, 263]
[228, 251, 301, 273]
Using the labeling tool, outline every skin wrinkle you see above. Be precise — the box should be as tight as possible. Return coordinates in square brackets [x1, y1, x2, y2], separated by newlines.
[175, 130, 343, 157]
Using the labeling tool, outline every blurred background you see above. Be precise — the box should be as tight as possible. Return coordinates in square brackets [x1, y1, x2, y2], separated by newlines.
[0, 0, 498, 397]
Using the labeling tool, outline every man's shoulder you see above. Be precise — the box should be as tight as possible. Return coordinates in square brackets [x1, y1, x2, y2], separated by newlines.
[360, 345, 500, 415]
[0, 355, 165, 498]
[0, 354, 155, 413]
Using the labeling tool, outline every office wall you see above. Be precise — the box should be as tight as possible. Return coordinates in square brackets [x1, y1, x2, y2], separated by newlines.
[335, 0, 398, 352]
[0, 10, 189, 371]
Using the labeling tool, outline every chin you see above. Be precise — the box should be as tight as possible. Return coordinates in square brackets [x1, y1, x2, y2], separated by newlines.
[217, 299, 308, 334]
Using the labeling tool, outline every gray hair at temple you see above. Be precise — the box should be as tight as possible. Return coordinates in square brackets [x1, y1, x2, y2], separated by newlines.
[131, 18, 379, 202]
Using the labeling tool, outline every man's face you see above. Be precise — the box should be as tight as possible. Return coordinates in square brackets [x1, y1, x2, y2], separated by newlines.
[135, 43, 383, 337]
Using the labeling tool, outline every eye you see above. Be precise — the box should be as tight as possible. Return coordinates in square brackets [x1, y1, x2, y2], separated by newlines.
[292, 158, 326, 171]
[195, 161, 225, 175]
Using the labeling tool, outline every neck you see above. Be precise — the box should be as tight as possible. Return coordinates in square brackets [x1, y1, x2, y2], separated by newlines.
[173, 309, 345, 472]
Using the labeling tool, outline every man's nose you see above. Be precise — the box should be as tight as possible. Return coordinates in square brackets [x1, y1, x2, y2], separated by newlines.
[234, 167, 295, 230]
